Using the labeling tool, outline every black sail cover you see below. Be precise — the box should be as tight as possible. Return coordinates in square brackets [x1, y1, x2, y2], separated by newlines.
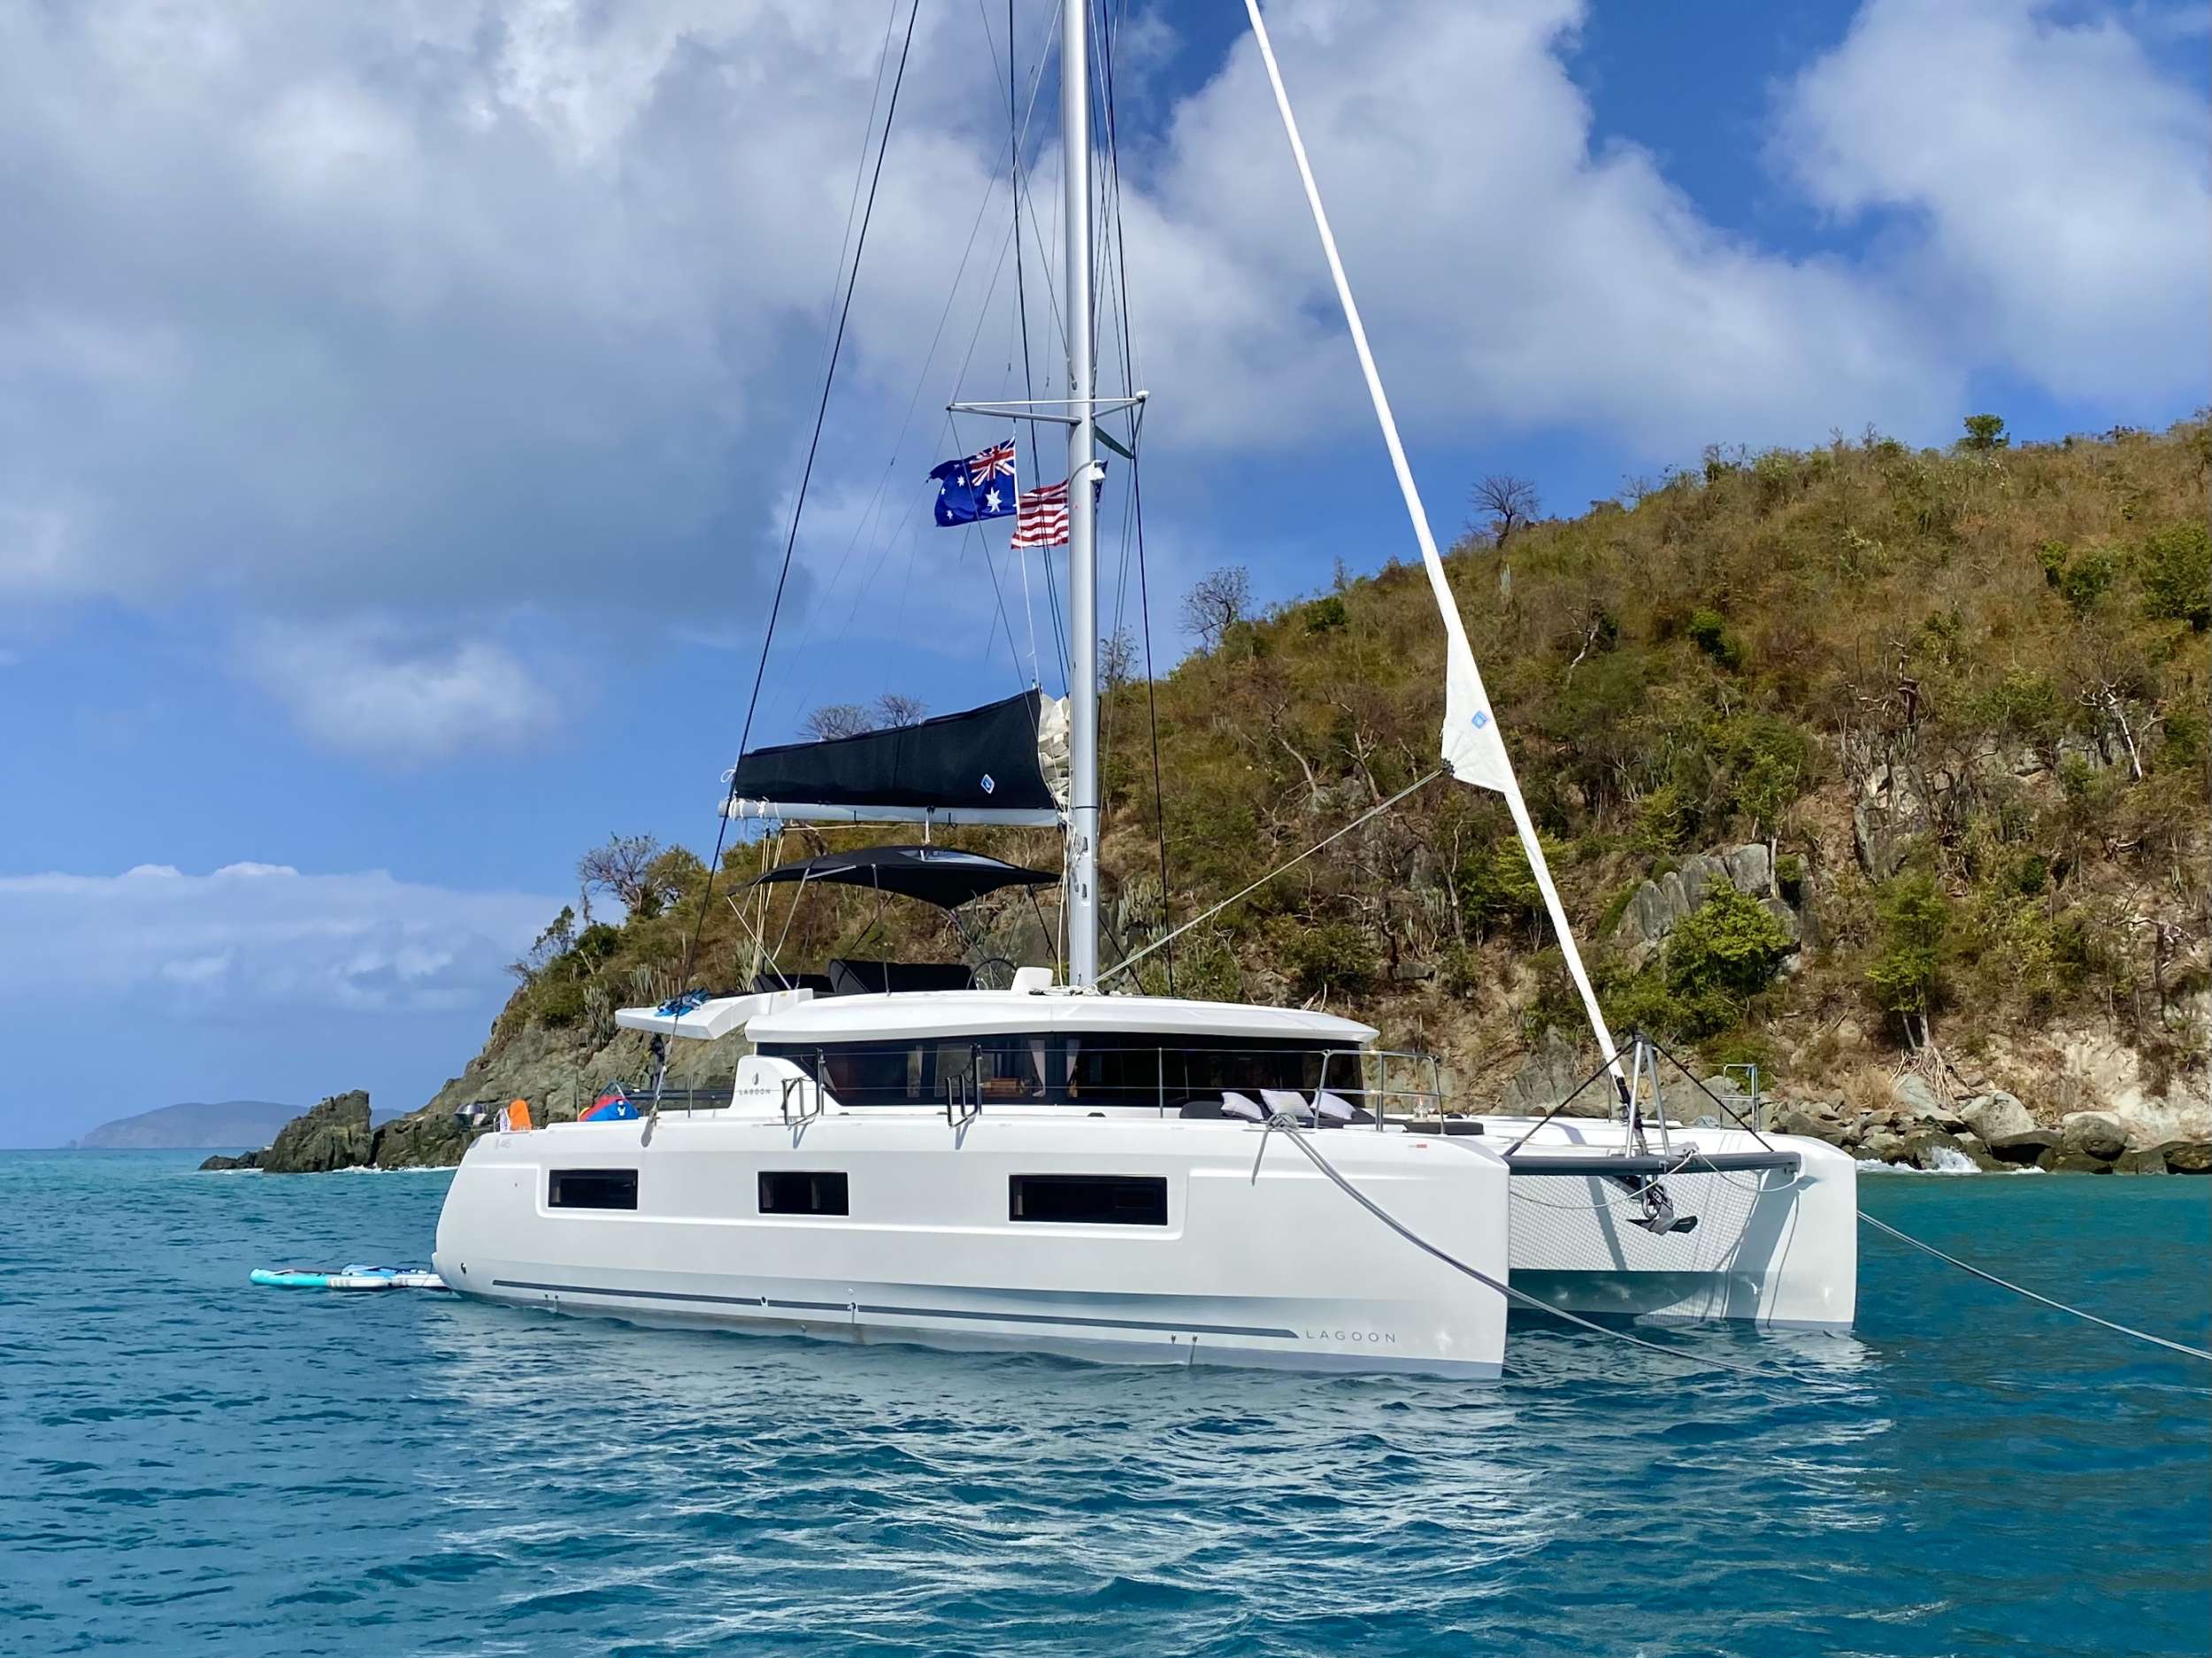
[731, 690, 1058, 814]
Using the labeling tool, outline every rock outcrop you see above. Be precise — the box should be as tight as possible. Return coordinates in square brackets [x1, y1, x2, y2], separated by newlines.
[261, 1090, 373, 1172]
[204, 1090, 373, 1172]
[1609, 842, 1800, 972]
[1502, 1026, 1612, 1117]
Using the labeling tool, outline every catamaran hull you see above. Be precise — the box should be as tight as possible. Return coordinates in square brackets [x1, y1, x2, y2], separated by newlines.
[1477, 1119, 1858, 1330]
[433, 1112, 1513, 1378]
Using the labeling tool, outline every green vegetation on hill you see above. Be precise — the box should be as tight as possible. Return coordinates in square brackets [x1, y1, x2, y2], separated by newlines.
[495, 415, 2209, 1110]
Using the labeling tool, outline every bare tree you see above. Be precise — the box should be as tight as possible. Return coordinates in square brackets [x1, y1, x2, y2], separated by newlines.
[578, 834, 663, 913]
[1472, 473, 1540, 545]
[803, 702, 875, 741]
[1099, 626, 1138, 690]
[1181, 564, 1252, 651]
[872, 692, 929, 729]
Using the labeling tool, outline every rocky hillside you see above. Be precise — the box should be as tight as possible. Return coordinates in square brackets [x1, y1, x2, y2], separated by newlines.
[351, 415, 2208, 1171]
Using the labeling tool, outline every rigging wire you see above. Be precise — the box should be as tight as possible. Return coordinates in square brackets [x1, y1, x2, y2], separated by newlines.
[1101, 770, 1446, 986]
[671, 0, 923, 1004]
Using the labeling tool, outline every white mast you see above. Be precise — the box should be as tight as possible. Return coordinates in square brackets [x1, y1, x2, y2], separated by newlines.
[1062, 0, 1102, 989]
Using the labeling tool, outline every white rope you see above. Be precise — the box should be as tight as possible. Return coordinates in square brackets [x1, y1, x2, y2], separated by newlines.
[1099, 770, 1441, 986]
[1257, 1115, 1808, 1381]
[1858, 1211, 2211, 1362]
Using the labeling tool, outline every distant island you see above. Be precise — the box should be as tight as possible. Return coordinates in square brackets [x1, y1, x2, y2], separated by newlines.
[74, 1100, 300, 1150]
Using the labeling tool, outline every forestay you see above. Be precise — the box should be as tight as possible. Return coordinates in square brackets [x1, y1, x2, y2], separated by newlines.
[1241, 0, 1622, 1083]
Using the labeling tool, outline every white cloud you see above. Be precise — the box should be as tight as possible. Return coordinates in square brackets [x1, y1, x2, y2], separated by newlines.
[0, 0, 2200, 749]
[1114, 0, 1956, 456]
[239, 617, 558, 763]
[1776, 0, 2210, 407]
[0, 863, 561, 1015]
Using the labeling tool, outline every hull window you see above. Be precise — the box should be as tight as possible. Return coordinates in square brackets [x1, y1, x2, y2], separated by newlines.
[549, 1169, 639, 1210]
[759, 1171, 850, 1217]
[1010, 1174, 1167, 1226]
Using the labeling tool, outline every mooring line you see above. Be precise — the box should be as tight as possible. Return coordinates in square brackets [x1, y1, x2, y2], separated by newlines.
[1262, 1117, 1808, 1382]
[1857, 1211, 2211, 1362]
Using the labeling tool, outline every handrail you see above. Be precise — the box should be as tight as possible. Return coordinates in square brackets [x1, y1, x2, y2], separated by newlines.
[772, 1040, 1449, 1117]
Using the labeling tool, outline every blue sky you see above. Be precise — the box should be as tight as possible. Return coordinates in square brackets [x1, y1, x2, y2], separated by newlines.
[2, 0, 2205, 1145]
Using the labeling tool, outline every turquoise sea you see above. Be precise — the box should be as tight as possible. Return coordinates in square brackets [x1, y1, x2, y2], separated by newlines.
[1, 1151, 2204, 1657]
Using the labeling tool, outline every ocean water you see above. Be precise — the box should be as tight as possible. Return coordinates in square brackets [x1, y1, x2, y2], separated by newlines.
[2, 1153, 2204, 1658]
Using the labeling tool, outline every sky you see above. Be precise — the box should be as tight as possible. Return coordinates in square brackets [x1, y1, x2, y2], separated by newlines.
[2, 0, 2205, 1146]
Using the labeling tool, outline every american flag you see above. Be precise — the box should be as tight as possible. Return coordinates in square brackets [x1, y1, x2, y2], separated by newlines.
[1010, 480, 1070, 548]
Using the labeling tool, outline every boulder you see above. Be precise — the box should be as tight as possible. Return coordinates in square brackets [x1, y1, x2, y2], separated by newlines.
[1987, 1127, 2060, 1164]
[372, 1110, 474, 1170]
[2051, 1152, 2116, 1174]
[1503, 1027, 1612, 1118]
[1953, 1132, 2008, 1173]
[1891, 1072, 1940, 1118]
[257, 1090, 374, 1174]
[2059, 1111, 2129, 1163]
[1854, 764, 1932, 879]
[1958, 1091, 2035, 1143]
[1858, 1127, 1908, 1165]
[1724, 842, 1775, 899]
[2113, 1148, 2170, 1175]
[2157, 1140, 2212, 1175]
[197, 1150, 260, 1171]
[1903, 1127, 1969, 1171]
[1778, 1105, 1849, 1147]
[1609, 843, 1801, 972]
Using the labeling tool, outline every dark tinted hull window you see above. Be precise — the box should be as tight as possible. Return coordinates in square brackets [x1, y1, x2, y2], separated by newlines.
[549, 1169, 638, 1210]
[759, 1171, 850, 1216]
[763, 1035, 1358, 1111]
[1010, 1174, 1167, 1225]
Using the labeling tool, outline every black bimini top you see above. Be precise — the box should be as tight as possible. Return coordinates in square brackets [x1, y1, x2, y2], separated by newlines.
[748, 845, 1056, 910]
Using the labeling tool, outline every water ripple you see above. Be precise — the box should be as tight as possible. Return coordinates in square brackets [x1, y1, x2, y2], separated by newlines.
[1, 1151, 2204, 1656]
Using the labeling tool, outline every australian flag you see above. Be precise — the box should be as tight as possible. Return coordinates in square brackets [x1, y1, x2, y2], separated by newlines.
[930, 439, 1018, 526]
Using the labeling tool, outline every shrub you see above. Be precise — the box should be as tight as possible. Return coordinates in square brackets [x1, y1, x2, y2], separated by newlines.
[2056, 547, 2117, 616]
[1631, 785, 1690, 855]
[2138, 521, 2210, 629]
[1610, 890, 1792, 1041]
[1962, 413, 2008, 451]
[1686, 608, 1744, 670]
[1282, 920, 1379, 1000]
[1665, 888, 1793, 1016]
[1302, 595, 1349, 633]
[1775, 853, 1806, 902]
[1452, 833, 1544, 938]
[1867, 874, 1951, 1021]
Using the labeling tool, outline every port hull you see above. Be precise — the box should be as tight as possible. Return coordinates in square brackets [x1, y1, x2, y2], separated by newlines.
[434, 1110, 1512, 1378]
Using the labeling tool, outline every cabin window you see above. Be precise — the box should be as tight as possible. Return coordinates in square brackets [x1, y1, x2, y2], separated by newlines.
[548, 1168, 638, 1210]
[763, 1034, 1358, 1111]
[1009, 1173, 1167, 1226]
[759, 1170, 849, 1217]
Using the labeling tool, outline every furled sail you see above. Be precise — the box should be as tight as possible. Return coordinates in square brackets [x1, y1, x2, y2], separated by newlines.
[1243, 0, 1623, 1083]
[727, 689, 1068, 827]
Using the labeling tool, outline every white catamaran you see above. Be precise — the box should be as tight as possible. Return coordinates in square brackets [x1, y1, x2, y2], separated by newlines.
[433, 0, 1856, 1379]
